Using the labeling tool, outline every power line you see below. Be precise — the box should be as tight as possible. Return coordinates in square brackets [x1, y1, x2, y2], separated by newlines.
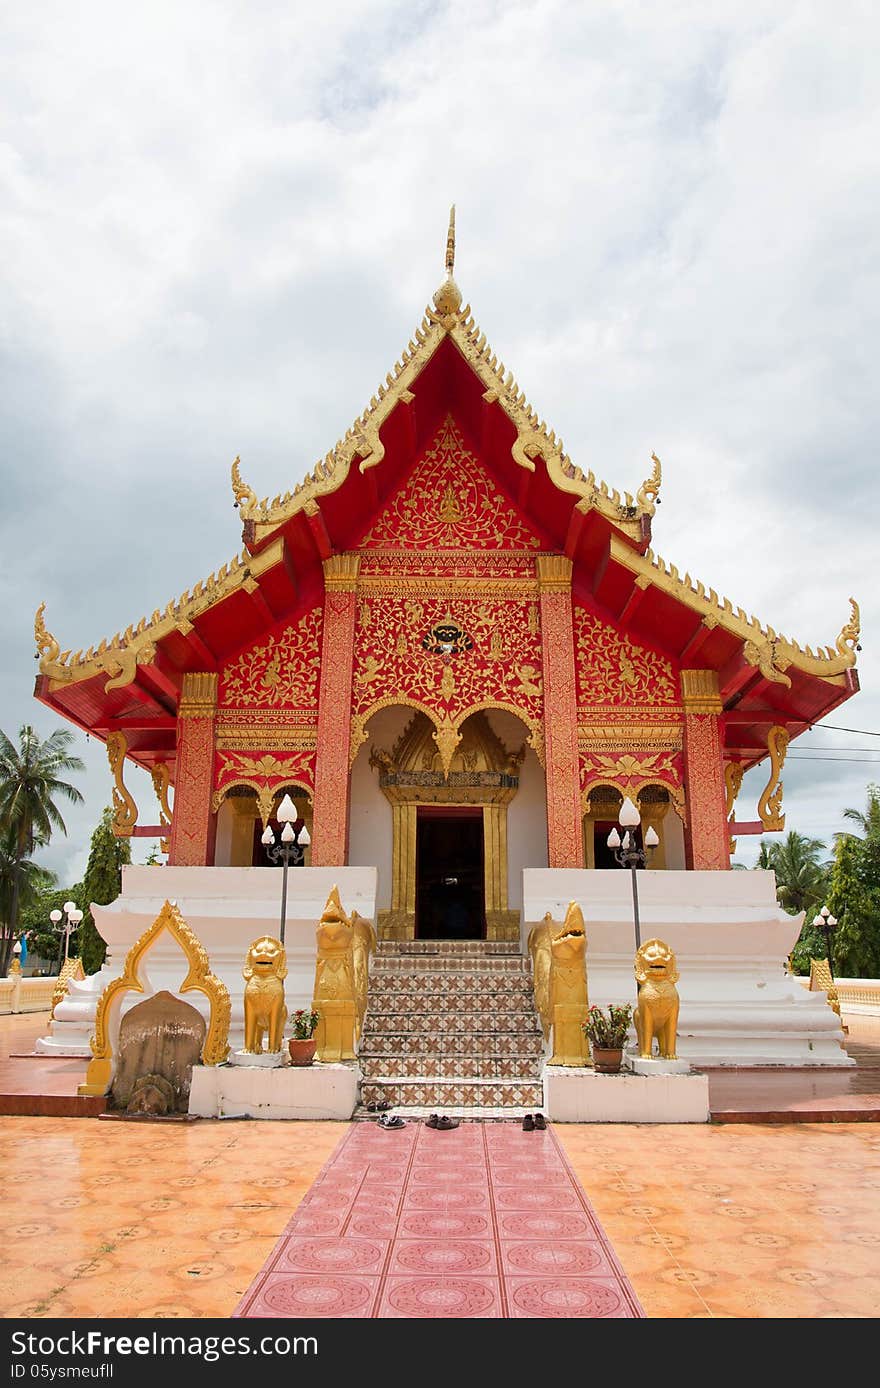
[815, 723, 880, 738]
[788, 755, 880, 763]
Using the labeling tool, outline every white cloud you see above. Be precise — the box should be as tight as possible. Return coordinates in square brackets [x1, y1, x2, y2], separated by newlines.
[2, 0, 878, 880]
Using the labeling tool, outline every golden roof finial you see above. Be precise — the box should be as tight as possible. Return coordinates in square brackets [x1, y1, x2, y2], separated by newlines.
[433, 204, 462, 319]
[445, 204, 456, 276]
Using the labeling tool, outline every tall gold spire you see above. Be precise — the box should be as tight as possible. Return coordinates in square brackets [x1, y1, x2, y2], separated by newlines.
[433, 204, 462, 317]
[445, 205, 456, 276]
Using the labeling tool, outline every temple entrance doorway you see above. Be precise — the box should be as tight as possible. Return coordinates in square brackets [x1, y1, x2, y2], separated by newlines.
[416, 806, 485, 940]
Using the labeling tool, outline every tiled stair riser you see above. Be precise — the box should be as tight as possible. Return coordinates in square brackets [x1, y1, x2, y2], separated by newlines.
[360, 1080, 545, 1108]
[361, 941, 545, 1110]
[360, 1055, 543, 1080]
[361, 1033, 544, 1058]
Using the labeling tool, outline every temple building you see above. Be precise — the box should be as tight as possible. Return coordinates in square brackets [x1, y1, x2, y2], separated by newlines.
[34, 214, 860, 948]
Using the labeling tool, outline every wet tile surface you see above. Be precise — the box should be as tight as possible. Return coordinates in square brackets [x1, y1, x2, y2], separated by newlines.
[235, 1121, 644, 1319]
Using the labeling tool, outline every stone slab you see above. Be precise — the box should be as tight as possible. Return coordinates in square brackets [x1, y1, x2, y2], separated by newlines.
[545, 1065, 710, 1123]
[627, 1055, 692, 1075]
[189, 1061, 360, 1120]
[228, 1049, 285, 1068]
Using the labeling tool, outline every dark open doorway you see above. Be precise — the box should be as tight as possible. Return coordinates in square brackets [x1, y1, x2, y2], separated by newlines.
[416, 807, 485, 940]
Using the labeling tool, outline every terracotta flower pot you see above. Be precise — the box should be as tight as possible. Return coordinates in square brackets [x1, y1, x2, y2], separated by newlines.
[591, 1045, 623, 1074]
[288, 1037, 317, 1067]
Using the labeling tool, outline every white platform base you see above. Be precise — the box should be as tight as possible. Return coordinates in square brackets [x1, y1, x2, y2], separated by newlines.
[189, 1062, 360, 1120]
[545, 1065, 710, 1123]
[228, 1049, 285, 1068]
[627, 1055, 692, 1076]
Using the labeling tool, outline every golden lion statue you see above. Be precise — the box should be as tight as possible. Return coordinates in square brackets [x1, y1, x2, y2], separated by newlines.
[313, 886, 357, 1062]
[634, 938, 680, 1060]
[242, 935, 288, 1054]
[547, 901, 590, 1067]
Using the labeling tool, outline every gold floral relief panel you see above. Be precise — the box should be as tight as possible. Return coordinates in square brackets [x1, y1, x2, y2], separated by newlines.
[218, 606, 323, 709]
[352, 595, 544, 730]
[574, 605, 677, 706]
[361, 414, 542, 551]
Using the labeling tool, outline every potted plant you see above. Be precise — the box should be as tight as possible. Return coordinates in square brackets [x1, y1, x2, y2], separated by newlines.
[288, 1008, 321, 1066]
[583, 1003, 633, 1074]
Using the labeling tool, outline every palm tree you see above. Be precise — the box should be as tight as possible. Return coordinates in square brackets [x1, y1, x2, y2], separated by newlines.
[756, 831, 830, 916]
[0, 726, 84, 974]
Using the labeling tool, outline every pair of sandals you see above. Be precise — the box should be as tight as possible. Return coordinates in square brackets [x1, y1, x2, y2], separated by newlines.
[426, 1114, 460, 1130]
[522, 1113, 547, 1131]
[365, 1100, 392, 1113]
[377, 1112, 406, 1129]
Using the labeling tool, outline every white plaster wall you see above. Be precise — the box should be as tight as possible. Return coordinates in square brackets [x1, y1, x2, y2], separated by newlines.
[348, 705, 411, 911]
[505, 749, 548, 915]
[214, 799, 235, 867]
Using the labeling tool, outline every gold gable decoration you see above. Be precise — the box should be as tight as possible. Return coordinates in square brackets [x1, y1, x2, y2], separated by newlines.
[78, 900, 230, 1096]
[361, 415, 541, 551]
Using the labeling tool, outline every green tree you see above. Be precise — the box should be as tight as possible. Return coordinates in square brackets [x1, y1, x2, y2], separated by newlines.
[20, 881, 84, 969]
[0, 725, 83, 974]
[0, 826, 56, 963]
[824, 787, 880, 978]
[756, 831, 829, 916]
[78, 807, 131, 974]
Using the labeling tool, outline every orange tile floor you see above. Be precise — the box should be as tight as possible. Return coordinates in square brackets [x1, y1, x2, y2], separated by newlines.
[1, 1113, 877, 1319]
[2, 1010, 878, 1318]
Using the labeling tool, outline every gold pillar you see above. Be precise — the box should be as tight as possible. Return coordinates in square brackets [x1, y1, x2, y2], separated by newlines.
[385, 802, 417, 939]
[483, 804, 517, 941]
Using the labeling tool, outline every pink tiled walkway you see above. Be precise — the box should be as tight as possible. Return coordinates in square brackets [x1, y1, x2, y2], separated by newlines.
[235, 1121, 644, 1319]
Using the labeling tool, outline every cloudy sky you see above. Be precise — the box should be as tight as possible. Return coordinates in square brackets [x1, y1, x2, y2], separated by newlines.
[2, 0, 878, 885]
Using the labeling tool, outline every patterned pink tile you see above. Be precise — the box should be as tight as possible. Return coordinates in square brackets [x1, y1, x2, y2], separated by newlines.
[403, 1186, 491, 1211]
[506, 1276, 636, 1319]
[242, 1272, 380, 1318]
[236, 1105, 643, 1319]
[499, 1240, 616, 1278]
[493, 1186, 582, 1211]
[497, 1210, 599, 1241]
[390, 1239, 498, 1276]
[379, 1275, 503, 1319]
[273, 1237, 388, 1275]
[399, 1210, 492, 1240]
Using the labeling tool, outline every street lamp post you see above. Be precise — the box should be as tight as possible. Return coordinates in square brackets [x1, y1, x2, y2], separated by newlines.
[49, 900, 83, 971]
[261, 793, 311, 946]
[606, 796, 660, 953]
[812, 905, 839, 980]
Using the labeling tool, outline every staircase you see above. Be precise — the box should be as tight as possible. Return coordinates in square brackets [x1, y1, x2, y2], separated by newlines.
[359, 940, 545, 1113]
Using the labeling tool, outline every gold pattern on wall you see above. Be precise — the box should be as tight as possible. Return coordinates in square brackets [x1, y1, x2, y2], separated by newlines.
[758, 725, 789, 832]
[219, 607, 322, 708]
[106, 732, 138, 837]
[78, 899, 230, 1096]
[361, 415, 541, 551]
[580, 752, 686, 825]
[213, 750, 315, 825]
[574, 607, 677, 706]
[352, 596, 544, 748]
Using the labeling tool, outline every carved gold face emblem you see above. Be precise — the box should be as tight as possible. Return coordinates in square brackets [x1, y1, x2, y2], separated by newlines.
[248, 937, 285, 975]
[637, 940, 675, 978]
